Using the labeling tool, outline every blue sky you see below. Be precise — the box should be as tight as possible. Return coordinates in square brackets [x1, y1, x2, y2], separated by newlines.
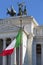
[0, 0, 43, 25]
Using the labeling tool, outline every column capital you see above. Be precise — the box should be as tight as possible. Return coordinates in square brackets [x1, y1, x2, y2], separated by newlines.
[3, 38, 6, 40]
[3, 38, 6, 50]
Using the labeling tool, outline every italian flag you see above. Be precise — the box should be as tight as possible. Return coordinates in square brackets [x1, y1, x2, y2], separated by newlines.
[0, 30, 21, 56]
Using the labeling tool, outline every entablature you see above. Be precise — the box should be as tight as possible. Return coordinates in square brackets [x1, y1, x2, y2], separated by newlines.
[33, 36, 43, 44]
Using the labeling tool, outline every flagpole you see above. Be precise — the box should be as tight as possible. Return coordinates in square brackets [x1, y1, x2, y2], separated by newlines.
[20, 19, 22, 65]
[19, 16, 23, 65]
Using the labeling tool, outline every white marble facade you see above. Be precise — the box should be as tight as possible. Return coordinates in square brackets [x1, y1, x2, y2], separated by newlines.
[0, 16, 43, 65]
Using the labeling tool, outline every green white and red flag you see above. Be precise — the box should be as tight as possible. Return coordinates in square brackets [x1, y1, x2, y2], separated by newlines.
[0, 30, 21, 56]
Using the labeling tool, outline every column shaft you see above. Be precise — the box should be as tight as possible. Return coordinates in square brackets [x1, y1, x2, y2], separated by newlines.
[41, 45, 43, 65]
[3, 39, 6, 65]
[11, 38, 16, 65]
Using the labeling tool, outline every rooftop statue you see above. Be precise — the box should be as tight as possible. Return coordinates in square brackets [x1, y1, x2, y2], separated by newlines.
[24, 6, 27, 15]
[7, 2, 27, 16]
[17, 2, 27, 16]
[17, 3, 23, 16]
[7, 6, 16, 16]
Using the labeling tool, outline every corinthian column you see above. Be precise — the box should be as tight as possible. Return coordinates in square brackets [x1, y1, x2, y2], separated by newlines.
[11, 38, 16, 65]
[3, 38, 6, 65]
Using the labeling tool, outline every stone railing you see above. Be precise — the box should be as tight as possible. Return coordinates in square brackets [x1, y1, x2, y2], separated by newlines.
[0, 19, 9, 24]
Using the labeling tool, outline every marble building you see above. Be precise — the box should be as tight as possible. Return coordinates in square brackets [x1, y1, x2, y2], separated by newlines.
[0, 16, 42, 65]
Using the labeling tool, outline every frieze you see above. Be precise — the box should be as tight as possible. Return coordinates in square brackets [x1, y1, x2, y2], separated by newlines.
[0, 24, 20, 33]
[33, 36, 43, 42]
